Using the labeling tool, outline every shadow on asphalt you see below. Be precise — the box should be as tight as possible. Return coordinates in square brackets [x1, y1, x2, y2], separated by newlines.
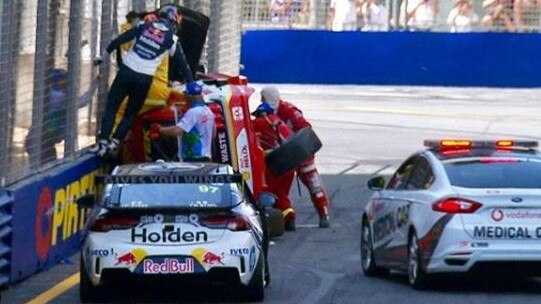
[380, 271, 541, 294]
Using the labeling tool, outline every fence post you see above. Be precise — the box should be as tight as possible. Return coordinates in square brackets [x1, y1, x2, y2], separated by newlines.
[97, 1, 113, 130]
[29, 0, 50, 168]
[65, 0, 83, 157]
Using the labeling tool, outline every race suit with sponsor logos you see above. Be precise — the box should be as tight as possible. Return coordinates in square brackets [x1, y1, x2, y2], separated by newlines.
[276, 100, 330, 218]
[252, 106, 295, 221]
[98, 19, 193, 144]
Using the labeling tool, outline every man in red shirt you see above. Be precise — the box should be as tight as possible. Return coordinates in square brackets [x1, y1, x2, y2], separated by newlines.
[261, 86, 331, 228]
[252, 102, 297, 231]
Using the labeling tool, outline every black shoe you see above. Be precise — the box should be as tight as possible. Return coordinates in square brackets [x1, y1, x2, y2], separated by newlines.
[319, 216, 330, 228]
[284, 219, 296, 232]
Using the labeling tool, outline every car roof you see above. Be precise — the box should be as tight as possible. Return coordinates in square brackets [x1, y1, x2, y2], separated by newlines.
[428, 147, 541, 161]
[113, 162, 233, 176]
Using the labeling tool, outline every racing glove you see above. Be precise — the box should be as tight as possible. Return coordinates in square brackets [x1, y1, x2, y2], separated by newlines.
[149, 123, 162, 140]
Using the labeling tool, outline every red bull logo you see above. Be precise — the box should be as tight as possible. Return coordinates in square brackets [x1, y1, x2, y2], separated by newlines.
[143, 258, 195, 274]
[202, 251, 224, 265]
[192, 247, 225, 267]
[115, 248, 147, 266]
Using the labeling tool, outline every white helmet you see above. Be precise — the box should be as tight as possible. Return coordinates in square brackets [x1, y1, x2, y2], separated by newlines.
[260, 86, 280, 111]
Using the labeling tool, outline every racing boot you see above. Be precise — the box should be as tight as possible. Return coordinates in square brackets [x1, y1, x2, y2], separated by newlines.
[88, 139, 108, 156]
[283, 208, 296, 232]
[319, 215, 330, 228]
[105, 138, 120, 155]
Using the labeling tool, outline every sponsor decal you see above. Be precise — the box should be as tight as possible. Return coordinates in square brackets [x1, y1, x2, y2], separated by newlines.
[491, 209, 504, 222]
[131, 226, 208, 244]
[217, 132, 230, 163]
[189, 200, 217, 208]
[230, 248, 251, 255]
[473, 226, 541, 239]
[235, 129, 253, 190]
[248, 246, 256, 272]
[101, 174, 242, 184]
[232, 106, 244, 121]
[35, 168, 103, 260]
[490, 209, 541, 222]
[143, 258, 195, 274]
[86, 247, 114, 257]
[115, 248, 147, 266]
[192, 247, 225, 266]
[395, 204, 410, 228]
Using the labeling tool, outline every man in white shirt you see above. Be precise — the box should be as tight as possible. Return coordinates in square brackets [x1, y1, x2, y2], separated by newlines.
[328, 0, 358, 31]
[153, 82, 215, 162]
[400, 0, 440, 31]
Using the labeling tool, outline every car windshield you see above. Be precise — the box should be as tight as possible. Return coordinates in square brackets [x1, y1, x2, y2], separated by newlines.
[106, 183, 243, 208]
[443, 157, 541, 188]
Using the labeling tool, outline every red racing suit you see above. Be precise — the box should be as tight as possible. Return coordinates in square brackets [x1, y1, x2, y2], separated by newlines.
[252, 112, 296, 221]
[276, 100, 330, 218]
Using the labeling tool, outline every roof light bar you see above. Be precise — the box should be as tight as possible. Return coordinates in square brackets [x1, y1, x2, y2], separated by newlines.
[424, 139, 538, 150]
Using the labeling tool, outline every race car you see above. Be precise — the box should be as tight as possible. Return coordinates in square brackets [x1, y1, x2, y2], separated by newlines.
[360, 139, 541, 289]
[77, 161, 276, 302]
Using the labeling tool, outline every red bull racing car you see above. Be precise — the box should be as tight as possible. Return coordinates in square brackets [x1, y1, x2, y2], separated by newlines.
[77, 162, 276, 302]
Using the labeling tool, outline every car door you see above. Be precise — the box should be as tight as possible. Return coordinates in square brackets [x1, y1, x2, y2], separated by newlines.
[372, 155, 419, 267]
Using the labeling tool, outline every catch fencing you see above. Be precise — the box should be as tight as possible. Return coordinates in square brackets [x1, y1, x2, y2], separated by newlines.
[242, 0, 541, 33]
[0, 0, 243, 186]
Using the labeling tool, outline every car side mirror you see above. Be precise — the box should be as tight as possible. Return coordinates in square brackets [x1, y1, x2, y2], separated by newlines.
[257, 192, 277, 208]
[76, 194, 96, 209]
[367, 176, 386, 191]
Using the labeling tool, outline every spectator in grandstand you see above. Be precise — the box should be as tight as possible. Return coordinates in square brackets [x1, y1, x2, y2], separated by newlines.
[270, 0, 303, 27]
[327, 0, 359, 31]
[251, 101, 297, 231]
[150, 82, 215, 162]
[514, 0, 541, 32]
[25, 69, 97, 164]
[400, 0, 440, 31]
[447, 0, 479, 32]
[360, 0, 389, 31]
[260, 86, 331, 228]
[482, 0, 516, 31]
[90, 5, 193, 157]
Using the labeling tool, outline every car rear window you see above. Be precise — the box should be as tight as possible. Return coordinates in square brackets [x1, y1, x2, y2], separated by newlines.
[443, 157, 541, 188]
[106, 183, 242, 208]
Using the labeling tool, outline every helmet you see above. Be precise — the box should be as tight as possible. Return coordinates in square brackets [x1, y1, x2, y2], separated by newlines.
[185, 82, 202, 96]
[260, 86, 280, 110]
[159, 5, 181, 24]
[51, 68, 67, 83]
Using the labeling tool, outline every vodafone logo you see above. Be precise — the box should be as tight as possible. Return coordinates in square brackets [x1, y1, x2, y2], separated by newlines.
[491, 209, 504, 222]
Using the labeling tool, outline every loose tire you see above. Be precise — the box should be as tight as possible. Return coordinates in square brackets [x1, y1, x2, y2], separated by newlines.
[266, 208, 285, 238]
[80, 256, 105, 303]
[408, 231, 429, 290]
[360, 220, 388, 277]
[265, 127, 322, 176]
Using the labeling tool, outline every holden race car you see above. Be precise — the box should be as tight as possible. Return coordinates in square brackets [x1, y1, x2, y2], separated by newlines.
[77, 162, 277, 302]
[360, 139, 541, 289]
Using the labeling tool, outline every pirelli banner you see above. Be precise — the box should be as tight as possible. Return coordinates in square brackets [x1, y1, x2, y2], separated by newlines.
[9, 156, 107, 283]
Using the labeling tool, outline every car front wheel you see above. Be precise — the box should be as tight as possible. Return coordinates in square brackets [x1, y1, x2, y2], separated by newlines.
[360, 220, 388, 277]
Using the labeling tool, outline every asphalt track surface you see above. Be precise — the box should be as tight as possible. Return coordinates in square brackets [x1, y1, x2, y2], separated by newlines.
[3, 84, 541, 303]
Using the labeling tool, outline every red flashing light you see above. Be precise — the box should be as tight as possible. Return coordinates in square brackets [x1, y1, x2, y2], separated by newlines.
[432, 198, 482, 214]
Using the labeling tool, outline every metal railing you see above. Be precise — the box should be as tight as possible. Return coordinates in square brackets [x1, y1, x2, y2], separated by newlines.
[0, 0, 243, 186]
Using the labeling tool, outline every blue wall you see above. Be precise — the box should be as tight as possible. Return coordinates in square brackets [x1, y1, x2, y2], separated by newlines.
[241, 30, 541, 87]
[9, 156, 105, 283]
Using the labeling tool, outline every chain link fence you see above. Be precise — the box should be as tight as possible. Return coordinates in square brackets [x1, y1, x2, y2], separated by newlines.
[242, 0, 541, 32]
[0, 0, 242, 186]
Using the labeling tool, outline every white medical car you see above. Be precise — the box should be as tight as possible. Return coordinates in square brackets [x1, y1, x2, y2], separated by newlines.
[78, 162, 276, 302]
[360, 140, 541, 289]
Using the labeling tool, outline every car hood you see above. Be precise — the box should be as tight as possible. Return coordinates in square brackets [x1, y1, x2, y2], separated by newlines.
[169, 5, 210, 81]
